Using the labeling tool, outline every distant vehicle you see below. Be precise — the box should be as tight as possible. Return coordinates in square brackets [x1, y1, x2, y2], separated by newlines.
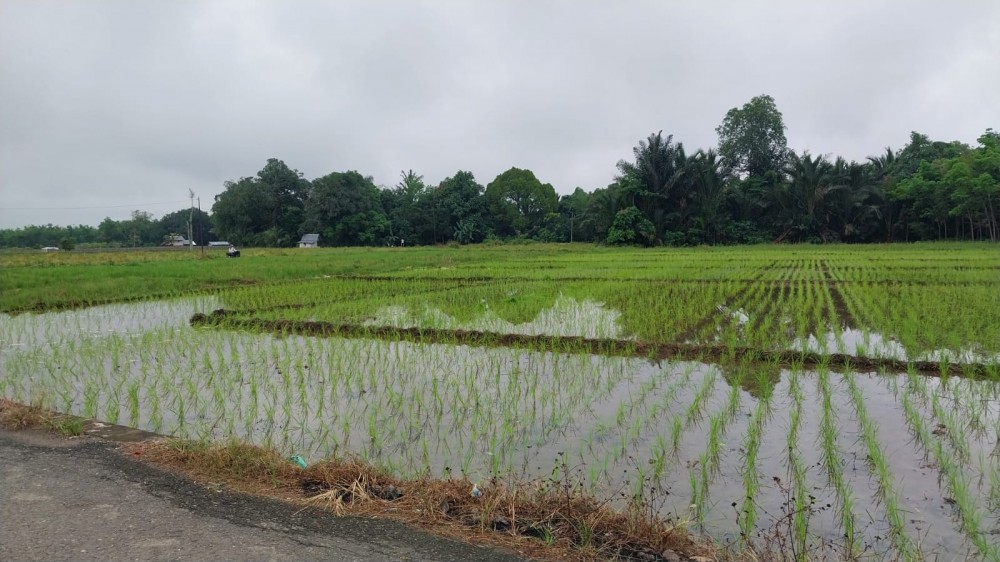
[162, 235, 196, 246]
[208, 241, 230, 247]
[40, 246, 60, 252]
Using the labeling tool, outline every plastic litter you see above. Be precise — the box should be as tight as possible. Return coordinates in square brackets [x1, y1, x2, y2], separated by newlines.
[471, 483, 482, 497]
[288, 455, 307, 468]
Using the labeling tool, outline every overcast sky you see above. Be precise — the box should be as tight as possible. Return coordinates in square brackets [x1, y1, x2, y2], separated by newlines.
[1, 1, 998, 228]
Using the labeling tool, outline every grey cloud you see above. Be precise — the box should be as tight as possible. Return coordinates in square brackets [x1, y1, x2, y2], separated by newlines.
[2, 1, 998, 228]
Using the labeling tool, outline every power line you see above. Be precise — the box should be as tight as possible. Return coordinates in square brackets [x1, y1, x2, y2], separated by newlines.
[2, 200, 189, 211]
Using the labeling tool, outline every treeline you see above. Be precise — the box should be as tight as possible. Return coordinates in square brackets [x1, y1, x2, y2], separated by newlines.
[0, 209, 213, 249]
[3, 95, 998, 249]
[209, 95, 1000, 246]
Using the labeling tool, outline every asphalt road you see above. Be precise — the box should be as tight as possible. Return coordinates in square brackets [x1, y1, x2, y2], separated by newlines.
[0, 428, 528, 562]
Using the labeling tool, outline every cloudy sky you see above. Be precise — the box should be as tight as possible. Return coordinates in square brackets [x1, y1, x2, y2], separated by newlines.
[1, 1, 998, 228]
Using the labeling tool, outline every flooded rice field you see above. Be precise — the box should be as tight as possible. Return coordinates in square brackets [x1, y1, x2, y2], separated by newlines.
[3, 294, 1000, 560]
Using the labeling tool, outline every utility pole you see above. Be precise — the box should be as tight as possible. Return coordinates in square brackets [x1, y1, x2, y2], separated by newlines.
[198, 196, 204, 257]
[188, 189, 195, 251]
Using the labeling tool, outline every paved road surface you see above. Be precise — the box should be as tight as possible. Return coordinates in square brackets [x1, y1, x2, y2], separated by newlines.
[0, 428, 528, 562]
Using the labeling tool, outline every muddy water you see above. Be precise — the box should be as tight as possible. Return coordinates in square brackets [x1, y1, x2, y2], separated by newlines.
[2, 298, 999, 558]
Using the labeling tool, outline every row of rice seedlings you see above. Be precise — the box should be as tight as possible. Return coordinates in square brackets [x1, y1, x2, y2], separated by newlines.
[707, 373, 743, 473]
[738, 388, 770, 545]
[221, 277, 447, 313]
[899, 375, 999, 559]
[678, 368, 725, 528]
[587, 365, 722, 502]
[841, 280, 1000, 363]
[816, 369, 859, 555]
[788, 274, 810, 346]
[836, 280, 914, 361]
[814, 277, 845, 347]
[928, 384, 972, 464]
[4, 300, 663, 487]
[714, 275, 774, 349]
[576, 363, 692, 482]
[844, 371, 918, 561]
[697, 366, 746, 507]
[744, 282, 783, 350]
[806, 280, 825, 352]
[597, 280, 746, 344]
[784, 368, 810, 556]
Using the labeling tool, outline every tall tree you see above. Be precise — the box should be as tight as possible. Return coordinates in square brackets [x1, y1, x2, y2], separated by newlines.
[484, 167, 559, 238]
[419, 171, 487, 244]
[686, 150, 729, 244]
[616, 131, 687, 239]
[303, 171, 388, 246]
[212, 159, 309, 246]
[211, 176, 275, 246]
[558, 188, 594, 242]
[381, 170, 428, 245]
[716, 94, 789, 179]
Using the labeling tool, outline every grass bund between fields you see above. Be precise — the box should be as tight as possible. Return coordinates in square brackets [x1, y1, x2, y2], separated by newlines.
[2, 243, 1000, 561]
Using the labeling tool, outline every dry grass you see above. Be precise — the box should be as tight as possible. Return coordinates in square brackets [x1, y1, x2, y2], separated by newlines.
[128, 438, 721, 561]
[0, 398, 52, 430]
[0, 398, 86, 436]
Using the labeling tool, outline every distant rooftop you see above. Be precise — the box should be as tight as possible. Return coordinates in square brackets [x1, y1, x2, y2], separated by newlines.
[299, 233, 320, 244]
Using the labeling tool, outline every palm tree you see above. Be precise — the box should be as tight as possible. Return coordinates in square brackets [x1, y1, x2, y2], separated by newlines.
[687, 150, 728, 243]
[867, 147, 902, 241]
[774, 152, 837, 241]
[616, 131, 685, 237]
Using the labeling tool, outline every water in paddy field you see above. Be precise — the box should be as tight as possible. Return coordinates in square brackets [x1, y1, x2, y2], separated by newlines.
[2, 298, 1000, 559]
[361, 294, 630, 340]
[711, 305, 1000, 364]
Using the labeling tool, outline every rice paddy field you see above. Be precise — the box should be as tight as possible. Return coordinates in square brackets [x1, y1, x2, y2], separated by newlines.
[2, 243, 999, 559]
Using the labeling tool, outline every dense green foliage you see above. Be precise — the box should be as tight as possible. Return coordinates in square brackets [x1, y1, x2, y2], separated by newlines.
[0, 209, 214, 249]
[3, 96, 998, 248]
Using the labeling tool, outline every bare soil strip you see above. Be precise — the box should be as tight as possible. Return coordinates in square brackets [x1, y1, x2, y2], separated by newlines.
[191, 310, 994, 378]
[818, 261, 857, 329]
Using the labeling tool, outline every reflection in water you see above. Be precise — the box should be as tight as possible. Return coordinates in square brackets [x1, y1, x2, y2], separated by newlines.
[363, 294, 628, 340]
[790, 327, 1000, 363]
[720, 360, 781, 400]
[2, 298, 998, 557]
[708, 303, 999, 365]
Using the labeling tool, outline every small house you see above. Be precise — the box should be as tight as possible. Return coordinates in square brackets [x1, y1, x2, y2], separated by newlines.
[298, 233, 320, 248]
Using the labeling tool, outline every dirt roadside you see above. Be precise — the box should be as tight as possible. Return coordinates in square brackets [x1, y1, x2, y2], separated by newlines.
[0, 428, 529, 562]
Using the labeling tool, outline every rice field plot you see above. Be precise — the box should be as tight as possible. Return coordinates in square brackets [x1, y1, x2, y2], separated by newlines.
[2, 243, 999, 559]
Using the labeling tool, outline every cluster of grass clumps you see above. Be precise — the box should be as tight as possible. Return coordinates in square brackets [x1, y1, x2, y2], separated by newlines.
[0, 398, 83, 436]
[130, 438, 714, 562]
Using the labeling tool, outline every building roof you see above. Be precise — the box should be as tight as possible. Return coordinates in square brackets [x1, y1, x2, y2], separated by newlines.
[299, 234, 320, 244]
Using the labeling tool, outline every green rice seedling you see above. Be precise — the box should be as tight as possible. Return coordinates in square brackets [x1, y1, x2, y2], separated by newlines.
[82, 383, 98, 419]
[103, 388, 120, 425]
[670, 414, 683, 454]
[738, 394, 769, 545]
[784, 369, 810, 556]
[816, 369, 858, 556]
[846, 371, 917, 561]
[901, 381, 998, 560]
